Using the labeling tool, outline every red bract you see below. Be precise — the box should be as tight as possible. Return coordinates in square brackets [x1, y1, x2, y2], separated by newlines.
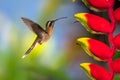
[88, 38, 112, 61]
[86, 13, 111, 34]
[80, 63, 110, 80]
[112, 58, 120, 73]
[90, 64, 110, 80]
[74, 0, 116, 79]
[114, 7, 120, 24]
[113, 33, 120, 50]
[74, 13, 111, 34]
[87, 0, 114, 10]
[77, 38, 113, 61]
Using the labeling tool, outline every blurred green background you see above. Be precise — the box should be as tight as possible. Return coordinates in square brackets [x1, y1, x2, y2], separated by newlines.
[0, 0, 120, 80]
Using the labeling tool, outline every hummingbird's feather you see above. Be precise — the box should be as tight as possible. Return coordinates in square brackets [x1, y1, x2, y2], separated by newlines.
[21, 17, 46, 36]
[22, 37, 41, 59]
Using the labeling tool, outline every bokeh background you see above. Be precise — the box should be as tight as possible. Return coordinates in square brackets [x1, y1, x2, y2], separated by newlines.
[0, 0, 120, 80]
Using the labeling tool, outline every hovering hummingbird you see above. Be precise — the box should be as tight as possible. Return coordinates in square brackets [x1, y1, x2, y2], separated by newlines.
[21, 17, 67, 58]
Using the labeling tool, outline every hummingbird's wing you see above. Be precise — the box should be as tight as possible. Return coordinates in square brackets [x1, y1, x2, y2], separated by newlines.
[21, 17, 46, 37]
[22, 37, 41, 59]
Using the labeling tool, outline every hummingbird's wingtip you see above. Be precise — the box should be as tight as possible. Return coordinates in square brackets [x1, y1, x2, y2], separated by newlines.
[22, 55, 27, 59]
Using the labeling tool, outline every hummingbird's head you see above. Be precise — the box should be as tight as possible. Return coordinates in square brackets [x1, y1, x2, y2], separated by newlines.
[46, 20, 55, 29]
[46, 17, 67, 29]
[46, 17, 67, 36]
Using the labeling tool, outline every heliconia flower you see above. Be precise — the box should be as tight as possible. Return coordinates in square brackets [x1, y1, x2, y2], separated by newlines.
[74, 13, 111, 34]
[82, 0, 114, 12]
[113, 33, 120, 50]
[114, 7, 120, 24]
[112, 58, 120, 73]
[77, 37, 112, 61]
[80, 63, 110, 80]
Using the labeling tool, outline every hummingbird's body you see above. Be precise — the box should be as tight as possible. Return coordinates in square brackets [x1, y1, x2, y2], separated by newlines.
[21, 17, 66, 58]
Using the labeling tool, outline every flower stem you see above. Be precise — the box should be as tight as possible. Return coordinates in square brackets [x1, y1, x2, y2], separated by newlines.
[108, 6, 116, 33]
[108, 33, 115, 80]
[108, 58, 114, 80]
[108, 2, 116, 80]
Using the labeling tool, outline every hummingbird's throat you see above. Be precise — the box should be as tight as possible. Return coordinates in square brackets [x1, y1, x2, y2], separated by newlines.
[46, 26, 53, 36]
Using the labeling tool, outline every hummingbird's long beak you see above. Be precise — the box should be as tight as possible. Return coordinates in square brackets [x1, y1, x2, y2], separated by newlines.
[53, 17, 67, 22]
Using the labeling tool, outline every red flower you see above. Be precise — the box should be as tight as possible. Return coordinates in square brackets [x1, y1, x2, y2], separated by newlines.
[113, 33, 120, 50]
[80, 63, 110, 80]
[112, 58, 120, 73]
[77, 38, 112, 61]
[74, 13, 111, 34]
[114, 7, 120, 24]
[82, 0, 114, 12]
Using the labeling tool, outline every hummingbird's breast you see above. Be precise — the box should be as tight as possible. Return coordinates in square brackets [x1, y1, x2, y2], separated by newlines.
[43, 34, 50, 42]
[38, 32, 51, 44]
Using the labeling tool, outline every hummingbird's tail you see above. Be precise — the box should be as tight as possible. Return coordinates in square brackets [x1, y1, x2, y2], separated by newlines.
[22, 37, 39, 59]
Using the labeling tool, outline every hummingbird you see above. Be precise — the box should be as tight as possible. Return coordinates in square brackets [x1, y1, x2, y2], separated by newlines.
[21, 17, 67, 58]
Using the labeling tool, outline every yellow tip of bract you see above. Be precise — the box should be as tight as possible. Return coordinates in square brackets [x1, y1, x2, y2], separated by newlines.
[80, 63, 91, 71]
[77, 37, 93, 59]
[77, 37, 90, 42]
[80, 63, 95, 80]
[74, 13, 97, 34]
[74, 13, 87, 20]
[77, 37, 103, 61]
[77, 37, 89, 46]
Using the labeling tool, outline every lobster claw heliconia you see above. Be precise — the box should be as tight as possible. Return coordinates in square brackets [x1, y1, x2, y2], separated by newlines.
[82, 0, 114, 12]
[80, 63, 110, 80]
[113, 33, 120, 50]
[77, 37, 113, 61]
[74, 13, 111, 34]
[114, 7, 120, 24]
[112, 58, 120, 74]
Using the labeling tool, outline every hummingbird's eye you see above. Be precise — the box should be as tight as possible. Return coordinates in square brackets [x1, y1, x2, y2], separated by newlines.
[46, 21, 54, 28]
[46, 21, 50, 28]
